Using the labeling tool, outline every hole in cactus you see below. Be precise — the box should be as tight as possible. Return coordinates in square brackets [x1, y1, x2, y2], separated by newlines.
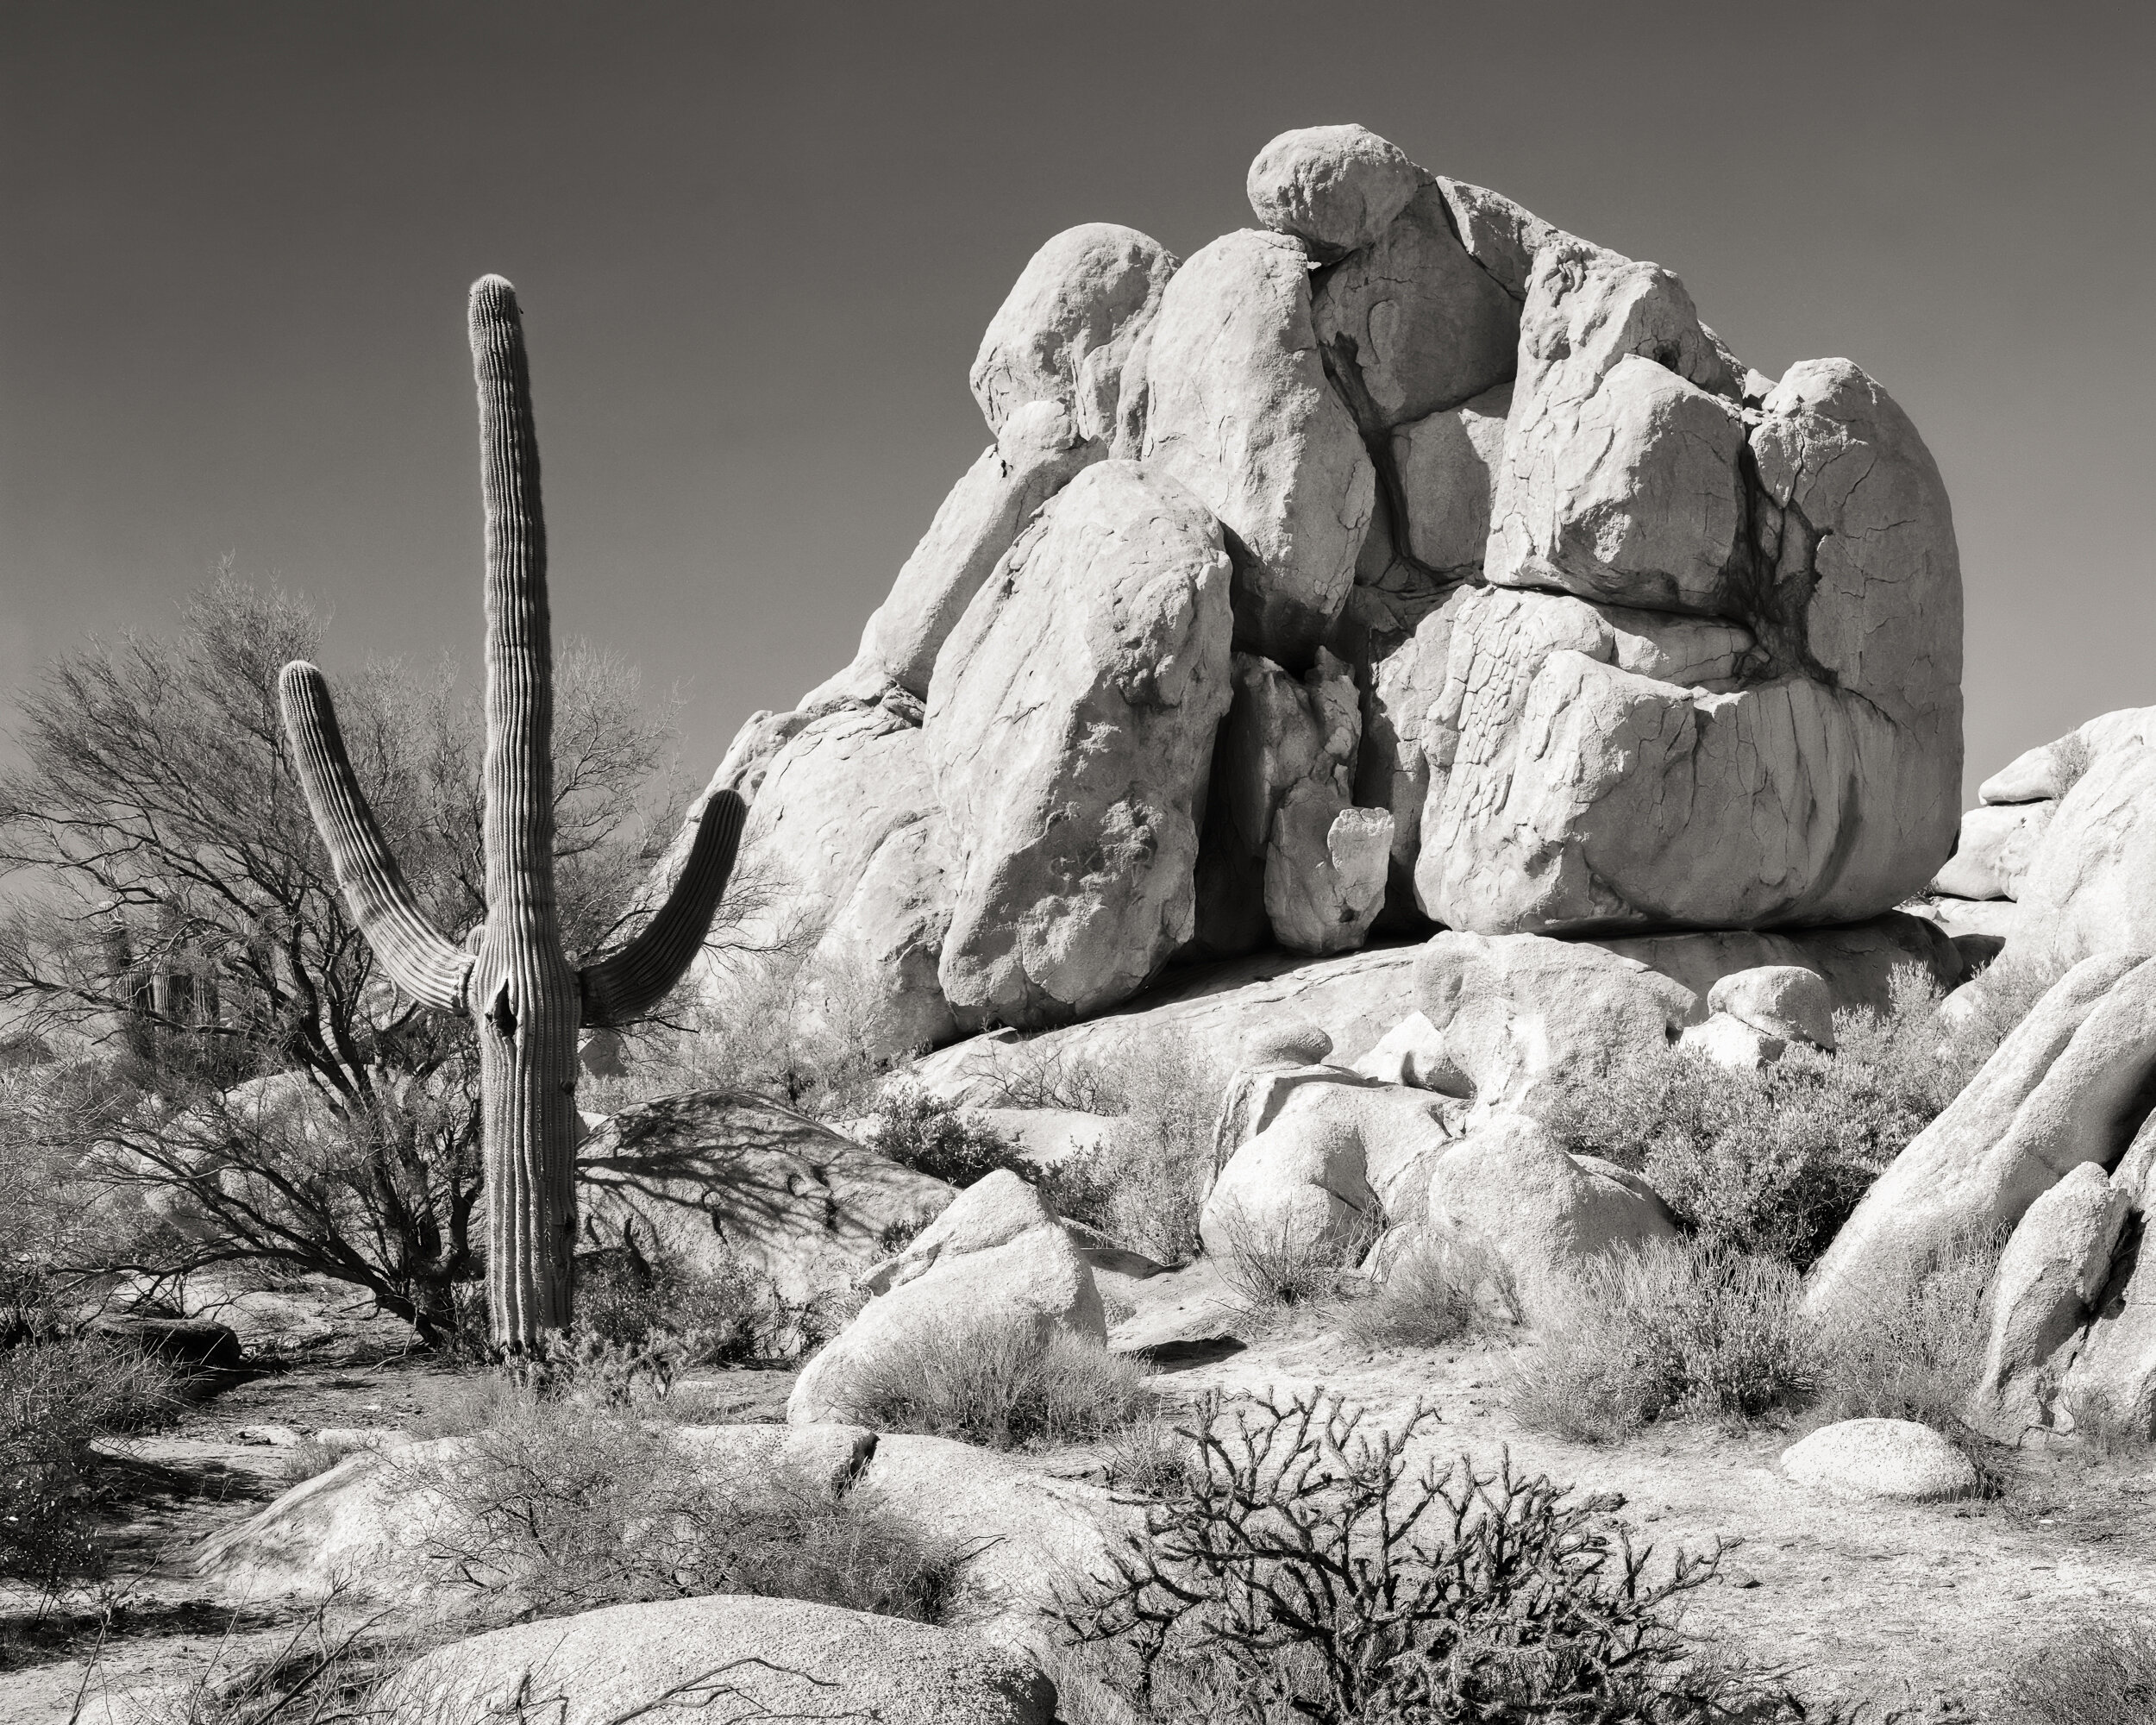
[489, 982, 517, 1039]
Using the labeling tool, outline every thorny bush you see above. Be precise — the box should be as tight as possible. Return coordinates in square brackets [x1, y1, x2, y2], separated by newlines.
[1056, 1389, 1843, 1724]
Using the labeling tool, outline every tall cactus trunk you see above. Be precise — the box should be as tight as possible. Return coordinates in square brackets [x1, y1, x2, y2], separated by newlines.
[467, 277, 581, 1349]
[277, 274, 749, 1359]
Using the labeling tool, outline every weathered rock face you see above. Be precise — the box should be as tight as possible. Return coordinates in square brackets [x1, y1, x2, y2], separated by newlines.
[1203, 649, 1388, 957]
[815, 404, 1104, 707]
[1979, 1161, 2131, 1422]
[969, 223, 1178, 443]
[928, 461, 1234, 1029]
[1135, 229, 1376, 663]
[579, 1094, 955, 1309]
[696, 699, 958, 1056]
[1409, 250, 1961, 934]
[1391, 384, 1511, 573]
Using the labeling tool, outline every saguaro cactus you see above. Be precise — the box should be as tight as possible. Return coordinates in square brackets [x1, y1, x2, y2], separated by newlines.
[278, 276, 745, 1352]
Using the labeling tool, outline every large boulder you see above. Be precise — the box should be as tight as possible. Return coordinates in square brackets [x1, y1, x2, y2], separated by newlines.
[1390, 383, 1511, 573]
[1135, 228, 1376, 662]
[969, 223, 1177, 442]
[1422, 1113, 1678, 1301]
[1930, 800, 2054, 902]
[1415, 238, 1960, 935]
[1780, 1419, 1977, 1502]
[1245, 123, 1422, 259]
[374, 1595, 1055, 1725]
[927, 461, 1233, 1029]
[813, 403, 1104, 706]
[1200, 1067, 1458, 1258]
[579, 1093, 955, 1309]
[1807, 950, 2156, 1325]
[787, 1176, 1106, 1425]
[1311, 179, 1520, 432]
[855, 1433, 1136, 1647]
[693, 699, 957, 1056]
[1978, 1162, 2132, 1422]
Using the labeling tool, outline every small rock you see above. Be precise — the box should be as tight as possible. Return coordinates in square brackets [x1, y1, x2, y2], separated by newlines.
[232, 1424, 302, 1447]
[1780, 1419, 1978, 1502]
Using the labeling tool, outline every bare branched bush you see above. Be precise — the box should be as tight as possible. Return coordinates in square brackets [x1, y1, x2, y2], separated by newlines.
[1337, 1233, 1519, 1352]
[2006, 1617, 2156, 1725]
[1544, 966, 1969, 1268]
[844, 1318, 1153, 1451]
[1512, 1240, 1814, 1443]
[573, 1235, 788, 1370]
[1056, 1389, 1835, 1725]
[405, 1397, 968, 1624]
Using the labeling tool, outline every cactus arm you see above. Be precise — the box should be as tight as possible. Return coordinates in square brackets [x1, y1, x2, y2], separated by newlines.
[277, 662, 473, 1013]
[578, 787, 747, 1029]
[470, 274, 558, 933]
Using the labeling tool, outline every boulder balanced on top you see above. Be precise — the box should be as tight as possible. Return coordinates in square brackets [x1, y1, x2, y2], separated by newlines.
[699, 123, 1963, 1044]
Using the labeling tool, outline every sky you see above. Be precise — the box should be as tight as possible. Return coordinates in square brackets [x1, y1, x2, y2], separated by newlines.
[3, 1, 2151, 806]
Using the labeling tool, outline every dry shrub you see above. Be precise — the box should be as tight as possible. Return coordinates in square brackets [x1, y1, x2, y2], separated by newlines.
[407, 1397, 967, 1624]
[2006, 1617, 2156, 1725]
[2059, 1380, 2154, 1450]
[572, 1236, 789, 1367]
[862, 1087, 1032, 1187]
[1946, 939, 2079, 1067]
[1056, 1389, 1844, 1725]
[1511, 1239, 1814, 1444]
[844, 1318, 1153, 1451]
[1336, 1233, 1519, 1351]
[992, 1035, 1221, 1265]
[1545, 965, 1970, 1268]
[0, 1334, 176, 1608]
[1810, 1229, 1999, 1442]
[1213, 1205, 1375, 1315]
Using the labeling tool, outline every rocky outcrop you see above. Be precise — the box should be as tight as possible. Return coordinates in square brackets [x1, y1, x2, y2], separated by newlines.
[694, 119, 1963, 1068]
[1420, 1113, 1678, 1301]
[375, 1596, 1056, 1725]
[1978, 1162, 2131, 1423]
[579, 1093, 954, 1309]
[929, 462, 1233, 1028]
[1807, 951, 2156, 1325]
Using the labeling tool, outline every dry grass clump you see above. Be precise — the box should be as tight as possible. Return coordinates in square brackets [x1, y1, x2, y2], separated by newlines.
[861, 1086, 1032, 1187]
[2005, 1617, 2156, 1725]
[843, 1318, 1153, 1452]
[1213, 1205, 1374, 1316]
[407, 1396, 968, 1624]
[1511, 1239, 1814, 1444]
[1055, 1388, 1853, 1725]
[1808, 1230, 1999, 1464]
[0, 1334, 176, 1609]
[1545, 966, 1977, 1268]
[1335, 1233, 1519, 1351]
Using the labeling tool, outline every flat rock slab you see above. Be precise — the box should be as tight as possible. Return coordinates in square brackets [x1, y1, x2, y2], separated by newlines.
[1781, 1418, 1978, 1502]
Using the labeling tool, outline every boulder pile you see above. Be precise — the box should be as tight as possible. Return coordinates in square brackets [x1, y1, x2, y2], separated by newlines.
[691, 122, 1963, 1054]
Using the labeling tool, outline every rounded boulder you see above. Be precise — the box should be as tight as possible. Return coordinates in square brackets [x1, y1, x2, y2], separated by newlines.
[1781, 1418, 1977, 1502]
[1246, 124, 1422, 257]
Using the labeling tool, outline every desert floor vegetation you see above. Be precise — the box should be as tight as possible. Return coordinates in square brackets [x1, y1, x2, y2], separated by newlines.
[1509, 1238, 1816, 1445]
[404, 1395, 969, 1626]
[843, 1318, 1155, 1452]
[1334, 1233, 1520, 1352]
[1052, 1388, 1869, 1725]
[2003, 1616, 2156, 1725]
